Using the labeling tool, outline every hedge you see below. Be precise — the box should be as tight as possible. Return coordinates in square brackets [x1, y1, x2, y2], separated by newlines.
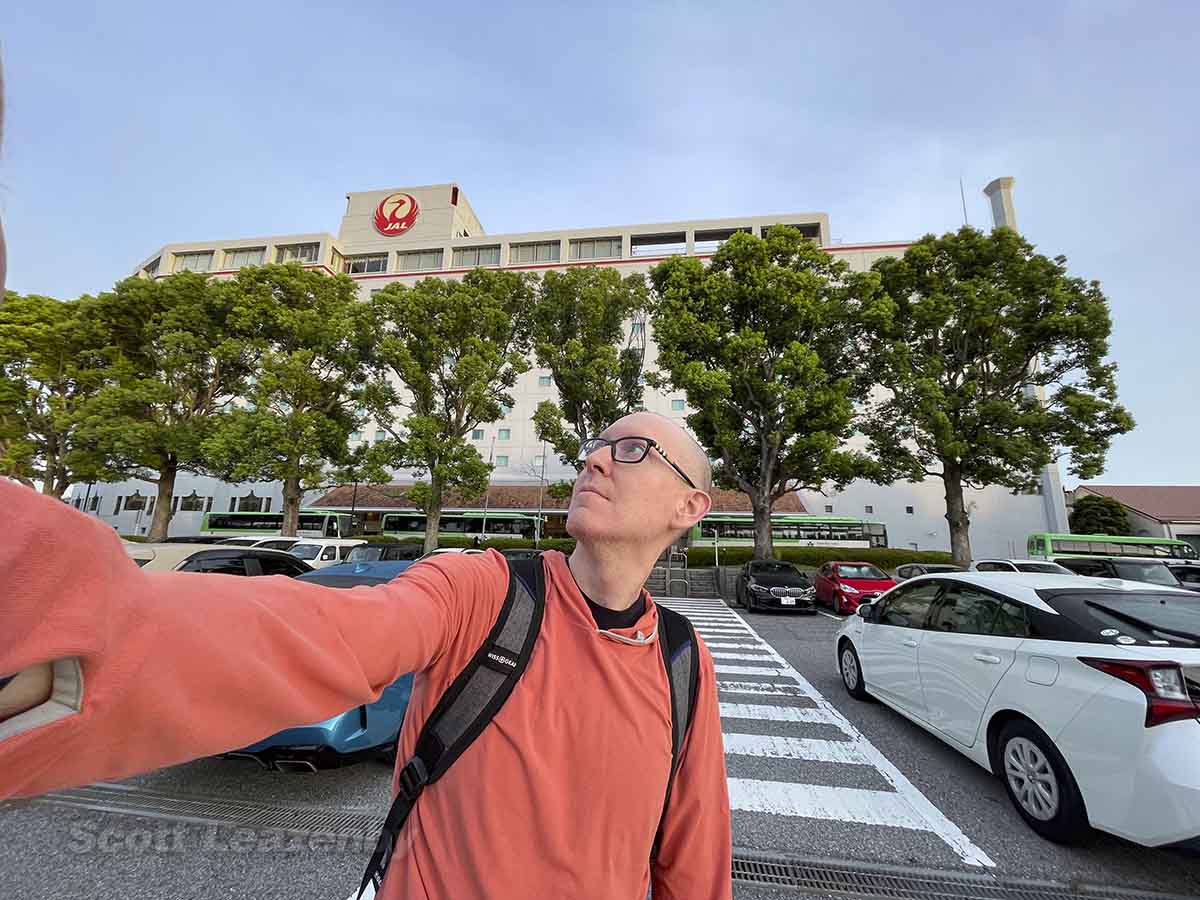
[119, 534, 148, 543]
[687, 546, 953, 570]
[360, 534, 577, 553]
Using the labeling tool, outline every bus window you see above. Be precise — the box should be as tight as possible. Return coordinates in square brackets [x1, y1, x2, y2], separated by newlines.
[326, 517, 338, 537]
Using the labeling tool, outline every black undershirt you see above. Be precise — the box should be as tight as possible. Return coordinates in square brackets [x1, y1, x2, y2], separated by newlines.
[568, 563, 647, 630]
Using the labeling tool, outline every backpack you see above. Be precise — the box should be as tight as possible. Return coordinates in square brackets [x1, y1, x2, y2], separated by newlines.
[356, 554, 700, 898]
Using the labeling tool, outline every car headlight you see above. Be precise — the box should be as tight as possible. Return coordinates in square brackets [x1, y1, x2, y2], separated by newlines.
[839, 584, 860, 594]
[749, 583, 770, 594]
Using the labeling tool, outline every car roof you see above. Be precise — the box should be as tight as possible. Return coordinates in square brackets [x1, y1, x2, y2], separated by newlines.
[124, 543, 306, 566]
[290, 538, 366, 546]
[830, 561, 877, 567]
[297, 560, 412, 582]
[901, 571, 1197, 614]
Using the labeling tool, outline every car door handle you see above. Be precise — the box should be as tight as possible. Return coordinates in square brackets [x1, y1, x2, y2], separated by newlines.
[902, 638, 919, 648]
[973, 652, 1002, 665]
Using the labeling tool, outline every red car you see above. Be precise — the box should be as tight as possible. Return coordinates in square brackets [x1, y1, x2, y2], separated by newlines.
[814, 561, 896, 614]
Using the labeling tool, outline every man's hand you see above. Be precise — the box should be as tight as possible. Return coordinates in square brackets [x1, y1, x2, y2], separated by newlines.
[0, 663, 54, 722]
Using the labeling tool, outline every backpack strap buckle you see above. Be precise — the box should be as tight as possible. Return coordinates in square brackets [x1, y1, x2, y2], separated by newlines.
[398, 757, 428, 803]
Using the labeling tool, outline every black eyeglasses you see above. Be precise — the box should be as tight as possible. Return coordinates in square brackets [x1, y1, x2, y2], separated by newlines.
[577, 436, 699, 490]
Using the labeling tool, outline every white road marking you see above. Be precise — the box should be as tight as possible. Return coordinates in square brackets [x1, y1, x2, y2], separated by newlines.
[817, 611, 842, 621]
[717, 681, 811, 697]
[724, 732, 870, 765]
[713, 664, 791, 677]
[728, 779, 928, 830]
[662, 598, 996, 869]
[711, 651, 778, 662]
[720, 703, 838, 725]
[706, 641, 770, 650]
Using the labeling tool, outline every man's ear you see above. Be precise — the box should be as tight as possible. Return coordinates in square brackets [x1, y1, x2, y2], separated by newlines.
[672, 489, 712, 533]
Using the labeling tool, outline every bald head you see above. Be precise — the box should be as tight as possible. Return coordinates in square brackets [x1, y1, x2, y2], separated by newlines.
[602, 410, 712, 494]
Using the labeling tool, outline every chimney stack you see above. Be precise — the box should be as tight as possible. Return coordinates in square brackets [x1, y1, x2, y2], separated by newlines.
[983, 177, 1017, 231]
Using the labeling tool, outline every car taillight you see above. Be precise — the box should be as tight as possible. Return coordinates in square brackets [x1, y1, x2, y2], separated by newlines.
[1080, 658, 1200, 727]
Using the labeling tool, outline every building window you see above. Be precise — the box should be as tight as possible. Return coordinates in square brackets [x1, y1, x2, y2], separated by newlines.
[205, 496, 214, 513]
[499, 404, 510, 416]
[143, 257, 160, 277]
[452, 245, 501, 268]
[89, 495, 99, 512]
[905, 506, 914, 515]
[538, 375, 552, 387]
[330, 249, 344, 273]
[509, 241, 560, 264]
[224, 247, 265, 269]
[499, 428, 511, 440]
[172, 496, 180, 513]
[534, 455, 544, 467]
[343, 254, 388, 275]
[824, 504, 834, 513]
[124, 494, 147, 511]
[375, 429, 386, 442]
[113, 496, 123, 515]
[397, 249, 444, 272]
[146, 497, 155, 515]
[236, 493, 264, 513]
[263, 498, 272, 513]
[174, 251, 214, 273]
[671, 399, 685, 411]
[179, 492, 205, 512]
[864, 505, 874, 514]
[276, 243, 320, 264]
[350, 430, 362, 441]
[495, 455, 508, 467]
[569, 237, 622, 260]
[472, 429, 484, 440]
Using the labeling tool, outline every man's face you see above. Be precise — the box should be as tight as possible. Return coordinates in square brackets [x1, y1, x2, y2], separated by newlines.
[566, 412, 706, 547]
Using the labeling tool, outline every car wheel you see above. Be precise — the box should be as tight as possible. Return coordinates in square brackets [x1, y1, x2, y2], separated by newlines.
[997, 720, 1090, 844]
[839, 641, 870, 701]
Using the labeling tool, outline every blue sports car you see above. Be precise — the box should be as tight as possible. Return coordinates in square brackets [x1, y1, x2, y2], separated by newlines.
[223, 560, 415, 772]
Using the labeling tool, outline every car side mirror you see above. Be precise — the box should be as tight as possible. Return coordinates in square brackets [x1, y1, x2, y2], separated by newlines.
[856, 603, 873, 620]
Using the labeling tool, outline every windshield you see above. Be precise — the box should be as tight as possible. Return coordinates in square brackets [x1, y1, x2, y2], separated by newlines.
[1113, 562, 1181, 587]
[132, 559, 152, 568]
[837, 564, 888, 580]
[347, 546, 384, 562]
[1016, 562, 1072, 574]
[752, 562, 798, 575]
[289, 544, 322, 560]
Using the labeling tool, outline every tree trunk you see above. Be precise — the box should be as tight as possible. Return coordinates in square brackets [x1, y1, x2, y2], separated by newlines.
[751, 493, 775, 560]
[423, 475, 443, 555]
[147, 460, 177, 542]
[943, 465, 973, 566]
[282, 476, 302, 537]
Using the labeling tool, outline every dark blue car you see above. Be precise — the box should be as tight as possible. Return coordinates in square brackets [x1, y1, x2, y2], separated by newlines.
[223, 560, 414, 772]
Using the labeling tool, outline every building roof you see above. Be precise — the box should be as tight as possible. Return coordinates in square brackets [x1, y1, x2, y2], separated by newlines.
[311, 483, 805, 514]
[1075, 485, 1200, 522]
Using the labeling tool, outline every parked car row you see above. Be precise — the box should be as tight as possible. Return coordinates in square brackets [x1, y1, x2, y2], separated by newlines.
[835, 571, 1200, 849]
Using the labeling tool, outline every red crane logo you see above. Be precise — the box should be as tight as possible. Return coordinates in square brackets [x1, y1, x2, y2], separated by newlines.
[373, 193, 420, 236]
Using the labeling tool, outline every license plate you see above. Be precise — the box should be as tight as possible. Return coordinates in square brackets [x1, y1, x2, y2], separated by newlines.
[781, 597, 796, 606]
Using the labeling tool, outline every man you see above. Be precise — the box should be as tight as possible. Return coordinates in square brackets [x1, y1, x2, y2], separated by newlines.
[0, 405, 732, 899]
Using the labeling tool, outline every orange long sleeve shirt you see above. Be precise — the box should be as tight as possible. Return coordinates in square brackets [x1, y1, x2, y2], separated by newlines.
[0, 482, 732, 900]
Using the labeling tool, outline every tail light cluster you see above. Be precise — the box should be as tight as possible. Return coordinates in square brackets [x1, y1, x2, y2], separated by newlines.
[1080, 658, 1200, 727]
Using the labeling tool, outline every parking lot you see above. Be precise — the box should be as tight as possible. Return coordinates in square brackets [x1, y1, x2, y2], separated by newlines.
[2, 599, 1198, 899]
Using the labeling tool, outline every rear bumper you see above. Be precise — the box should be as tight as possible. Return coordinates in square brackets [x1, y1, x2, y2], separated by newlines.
[229, 710, 394, 770]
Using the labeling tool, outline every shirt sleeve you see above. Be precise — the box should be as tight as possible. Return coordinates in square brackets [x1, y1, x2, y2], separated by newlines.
[0, 481, 508, 801]
[649, 636, 733, 900]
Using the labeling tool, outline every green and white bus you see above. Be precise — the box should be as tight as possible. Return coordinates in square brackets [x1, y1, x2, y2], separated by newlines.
[201, 510, 354, 538]
[380, 511, 541, 541]
[1027, 532, 1198, 560]
[689, 514, 888, 549]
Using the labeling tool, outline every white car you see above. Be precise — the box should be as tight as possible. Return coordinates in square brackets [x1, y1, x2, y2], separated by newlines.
[969, 558, 1075, 575]
[835, 572, 1200, 847]
[217, 536, 303, 551]
[418, 547, 487, 560]
[287, 538, 367, 569]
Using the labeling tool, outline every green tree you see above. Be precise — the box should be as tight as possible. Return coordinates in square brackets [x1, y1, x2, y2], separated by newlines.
[649, 227, 892, 560]
[1069, 493, 1131, 536]
[0, 292, 108, 497]
[864, 227, 1135, 565]
[73, 274, 261, 540]
[371, 269, 534, 552]
[202, 264, 393, 536]
[529, 267, 648, 469]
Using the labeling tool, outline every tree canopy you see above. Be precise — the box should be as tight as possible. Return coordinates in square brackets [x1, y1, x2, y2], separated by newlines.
[1069, 493, 1131, 536]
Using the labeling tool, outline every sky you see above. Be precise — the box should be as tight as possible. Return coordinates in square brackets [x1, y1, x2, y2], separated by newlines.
[1, 0, 1196, 487]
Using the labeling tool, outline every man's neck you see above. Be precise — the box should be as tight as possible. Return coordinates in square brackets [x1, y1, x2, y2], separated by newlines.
[568, 540, 659, 612]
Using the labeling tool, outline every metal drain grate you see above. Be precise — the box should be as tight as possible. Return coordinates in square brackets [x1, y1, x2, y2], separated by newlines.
[34, 783, 385, 836]
[732, 848, 1198, 900]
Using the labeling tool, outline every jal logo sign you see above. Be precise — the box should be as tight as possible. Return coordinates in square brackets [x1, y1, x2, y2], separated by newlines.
[373, 192, 420, 236]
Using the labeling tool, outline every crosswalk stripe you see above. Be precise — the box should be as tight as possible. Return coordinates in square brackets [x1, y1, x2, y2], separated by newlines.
[728, 779, 926, 830]
[723, 733, 869, 765]
[711, 651, 778, 662]
[706, 642, 770, 650]
[717, 681, 811, 698]
[713, 664, 791, 677]
[720, 702, 836, 724]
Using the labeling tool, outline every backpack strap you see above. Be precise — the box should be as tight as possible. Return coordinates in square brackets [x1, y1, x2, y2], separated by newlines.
[356, 555, 545, 899]
[651, 603, 700, 860]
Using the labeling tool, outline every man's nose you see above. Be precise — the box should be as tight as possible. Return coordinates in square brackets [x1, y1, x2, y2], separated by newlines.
[582, 444, 611, 477]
